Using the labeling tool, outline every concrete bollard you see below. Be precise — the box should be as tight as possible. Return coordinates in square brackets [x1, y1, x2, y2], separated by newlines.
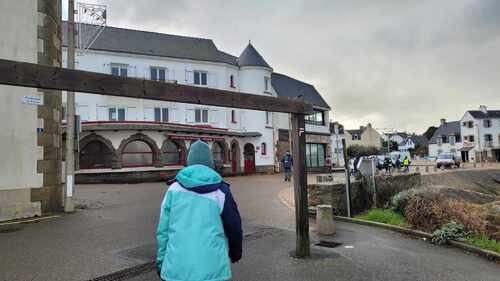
[316, 204, 336, 235]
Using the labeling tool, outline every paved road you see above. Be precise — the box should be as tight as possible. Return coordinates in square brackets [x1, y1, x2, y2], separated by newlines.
[0, 174, 499, 281]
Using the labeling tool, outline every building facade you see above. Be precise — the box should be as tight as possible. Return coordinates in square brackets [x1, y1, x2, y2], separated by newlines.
[459, 106, 500, 162]
[62, 24, 331, 179]
[0, 0, 63, 221]
[428, 119, 462, 159]
[345, 123, 382, 149]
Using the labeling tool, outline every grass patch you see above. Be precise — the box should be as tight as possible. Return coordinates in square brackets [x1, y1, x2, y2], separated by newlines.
[355, 209, 409, 228]
[465, 235, 500, 253]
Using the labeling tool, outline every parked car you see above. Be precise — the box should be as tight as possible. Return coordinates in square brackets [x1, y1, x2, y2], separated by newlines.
[436, 154, 460, 169]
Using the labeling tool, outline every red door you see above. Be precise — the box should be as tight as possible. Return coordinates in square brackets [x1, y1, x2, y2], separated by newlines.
[244, 144, 256, 174]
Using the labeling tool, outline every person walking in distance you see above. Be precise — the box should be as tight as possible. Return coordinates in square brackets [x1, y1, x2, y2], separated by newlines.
[282, 150, 293, 181]
[156, 140, 243, 281]
[403, 156, 411, 173]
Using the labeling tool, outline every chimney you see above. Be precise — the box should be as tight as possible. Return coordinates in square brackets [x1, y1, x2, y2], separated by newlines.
[440, 118, 446, 126]
[479, 105, 488, 113]
[367, 123, 372, 128]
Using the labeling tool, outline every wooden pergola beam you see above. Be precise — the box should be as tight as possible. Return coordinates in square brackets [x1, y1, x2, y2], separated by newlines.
[0, 59, 314, 114]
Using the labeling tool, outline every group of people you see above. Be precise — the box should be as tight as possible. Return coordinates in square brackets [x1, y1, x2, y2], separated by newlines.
[156, 140, 243, 281]
[383, 156, 411, 175]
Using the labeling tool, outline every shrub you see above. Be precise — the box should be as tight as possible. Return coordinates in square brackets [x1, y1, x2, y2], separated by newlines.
[390, 188, 428, 215]
[404, 192, 487, 234]
[356, 209, 409, 227]
[431, 222, 469, 245]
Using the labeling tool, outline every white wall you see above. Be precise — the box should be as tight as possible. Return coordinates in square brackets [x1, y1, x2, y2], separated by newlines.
[0, 0, 43, 190]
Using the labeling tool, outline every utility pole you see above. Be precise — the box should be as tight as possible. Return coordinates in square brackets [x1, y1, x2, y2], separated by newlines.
[64, 0, 76, 212]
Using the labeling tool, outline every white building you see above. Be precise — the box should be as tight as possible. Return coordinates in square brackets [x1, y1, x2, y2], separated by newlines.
[459, 106, 500, 162]
[62, 23, 331, 181]
[428, 119, 462, 159]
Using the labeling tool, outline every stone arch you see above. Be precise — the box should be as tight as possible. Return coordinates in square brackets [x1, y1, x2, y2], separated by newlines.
[79, 133, 119, 169]
[161, 138, 187, 166]
[118, 133, 161, 167]
[212, 140, 229, 163]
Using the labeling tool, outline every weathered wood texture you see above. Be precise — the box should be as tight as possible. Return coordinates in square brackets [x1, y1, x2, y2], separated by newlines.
[0, 59, 314, 114]
[291, 113, 310, 257]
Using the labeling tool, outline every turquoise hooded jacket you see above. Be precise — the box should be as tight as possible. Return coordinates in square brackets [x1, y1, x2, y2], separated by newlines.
[156, 164, 243, 281]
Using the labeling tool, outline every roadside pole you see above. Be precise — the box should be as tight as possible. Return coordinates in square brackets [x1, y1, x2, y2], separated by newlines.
[371, 158, 377, 208]
[64, 0, 76, 212]
[342, 139, 352, 217]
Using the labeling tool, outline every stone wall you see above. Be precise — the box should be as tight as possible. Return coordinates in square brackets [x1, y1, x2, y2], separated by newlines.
[308, 173, 422, 215]
[31, 0, 63, 213]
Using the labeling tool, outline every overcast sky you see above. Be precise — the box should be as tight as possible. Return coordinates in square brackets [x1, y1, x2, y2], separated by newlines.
[65, 0, 500, 133]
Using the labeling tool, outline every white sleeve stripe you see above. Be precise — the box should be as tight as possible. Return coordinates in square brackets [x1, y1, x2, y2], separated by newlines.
[168, 182, 226, 212]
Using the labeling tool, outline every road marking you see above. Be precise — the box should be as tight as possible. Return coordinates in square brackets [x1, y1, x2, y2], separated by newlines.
[0, 215, 61, 226]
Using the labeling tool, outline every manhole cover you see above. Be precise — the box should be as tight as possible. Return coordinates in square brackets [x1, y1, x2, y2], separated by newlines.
[315, 240, 342, 248]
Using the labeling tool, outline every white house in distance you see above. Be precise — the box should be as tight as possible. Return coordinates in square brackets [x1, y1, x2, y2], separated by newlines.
[428, 119, 462, 159]
[62, 23, 332, 181]
[459, 105, 500, 162]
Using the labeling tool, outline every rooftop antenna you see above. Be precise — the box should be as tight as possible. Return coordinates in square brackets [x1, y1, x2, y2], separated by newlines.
[75, 2, 107, 55]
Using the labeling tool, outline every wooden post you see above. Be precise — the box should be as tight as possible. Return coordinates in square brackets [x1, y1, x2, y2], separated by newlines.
[342, 139, 352, 217]
[291, 113, 310, 258]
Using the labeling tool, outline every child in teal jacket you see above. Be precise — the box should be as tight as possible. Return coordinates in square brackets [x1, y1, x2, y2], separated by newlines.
[156, 140, 243, 281]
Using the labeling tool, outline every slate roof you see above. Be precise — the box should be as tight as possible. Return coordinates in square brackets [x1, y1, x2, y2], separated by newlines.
[238, 43, 272, 68]
[429, 121, 461, 144]
[409, 135, 429, 147]
[346, 128, 364, 136]
[467, 110, 500, 119]
[271, 73, 330, 109]
[62, 22, 238, 66]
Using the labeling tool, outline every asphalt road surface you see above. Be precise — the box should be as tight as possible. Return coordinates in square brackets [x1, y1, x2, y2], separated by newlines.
[0, 174, 498, 281]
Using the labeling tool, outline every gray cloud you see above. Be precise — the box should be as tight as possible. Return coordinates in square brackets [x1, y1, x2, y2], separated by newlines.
[79, 0, 500, 133]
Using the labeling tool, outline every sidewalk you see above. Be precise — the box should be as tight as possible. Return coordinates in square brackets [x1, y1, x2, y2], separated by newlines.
[126, 222, 500, 281]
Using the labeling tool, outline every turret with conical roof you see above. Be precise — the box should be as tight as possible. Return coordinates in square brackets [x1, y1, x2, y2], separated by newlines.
[238, 42, 274, 98]
[238, 42, 272, 69]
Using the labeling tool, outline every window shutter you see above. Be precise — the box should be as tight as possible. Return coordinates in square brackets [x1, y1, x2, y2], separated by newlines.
[208, 72, 217, 88]
[186, 109, 195, 123]
[127, 107, 137, 121]
[170, 106, 181, 123]
[96, 105, 108, 121]
[144, 107, 154, 121]
[185, 66, 194, 84]
[209, 109, 218, 124]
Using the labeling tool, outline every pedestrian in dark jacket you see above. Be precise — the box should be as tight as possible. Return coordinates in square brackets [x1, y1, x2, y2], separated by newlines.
[156, 140, 243, 281]
[282, 151, 293, 181]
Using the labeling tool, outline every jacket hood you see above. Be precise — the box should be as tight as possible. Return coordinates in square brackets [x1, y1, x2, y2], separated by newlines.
[175, 164, 222, 190]
[187, 140, 214, 168]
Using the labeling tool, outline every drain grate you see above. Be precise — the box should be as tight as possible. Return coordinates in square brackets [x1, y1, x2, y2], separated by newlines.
[315, 240, 342, 248]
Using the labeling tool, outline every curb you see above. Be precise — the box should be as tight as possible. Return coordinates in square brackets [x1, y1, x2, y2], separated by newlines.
[323, 213, 499, 262]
